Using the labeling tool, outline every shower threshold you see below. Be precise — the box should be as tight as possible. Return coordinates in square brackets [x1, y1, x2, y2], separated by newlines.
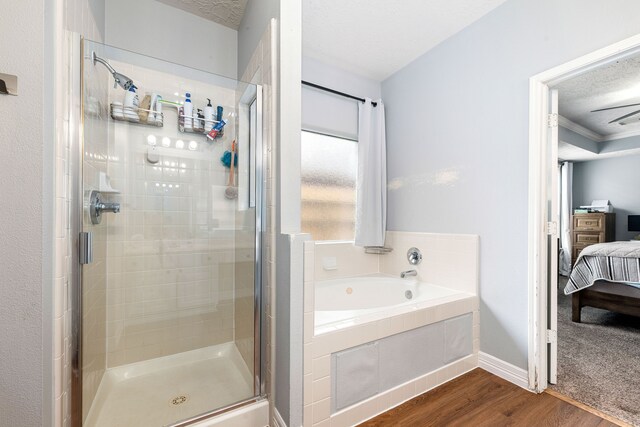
[86, 342, 254, 427]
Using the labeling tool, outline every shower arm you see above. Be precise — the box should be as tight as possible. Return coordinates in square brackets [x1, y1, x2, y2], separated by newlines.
[91, 51, 135, 91]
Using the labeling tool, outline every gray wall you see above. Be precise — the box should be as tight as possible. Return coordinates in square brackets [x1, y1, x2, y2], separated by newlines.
[381, 0, 640, 369]
[573, 154, 640, 241]
[237, 0, 279, 78]
[105, 0, 238, 78]
[600, 133, 640, 154]
[559, 126, 599, 153]
[0, 0, 51, 425]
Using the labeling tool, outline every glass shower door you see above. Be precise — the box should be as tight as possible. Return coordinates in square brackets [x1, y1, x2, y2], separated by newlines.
[74, 39, 262, 426]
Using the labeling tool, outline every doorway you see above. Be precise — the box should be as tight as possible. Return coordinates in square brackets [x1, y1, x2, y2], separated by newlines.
[528, 34, 640, 425]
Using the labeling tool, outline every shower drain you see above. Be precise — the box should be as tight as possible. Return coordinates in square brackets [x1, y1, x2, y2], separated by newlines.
[170, 395, 188, 406]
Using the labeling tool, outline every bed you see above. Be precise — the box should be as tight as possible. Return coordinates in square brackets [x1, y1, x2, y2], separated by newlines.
[565, 241, 640, 322]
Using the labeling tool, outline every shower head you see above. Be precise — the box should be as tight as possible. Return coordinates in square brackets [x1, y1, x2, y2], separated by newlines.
[111, 71, 135, 91]
[91, 51, 135, 91]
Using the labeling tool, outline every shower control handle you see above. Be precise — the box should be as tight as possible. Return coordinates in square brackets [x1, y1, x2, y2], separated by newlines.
[89, 190, 120, 224]
[96, 201, 120, 214]
[407, 247, 423, 265]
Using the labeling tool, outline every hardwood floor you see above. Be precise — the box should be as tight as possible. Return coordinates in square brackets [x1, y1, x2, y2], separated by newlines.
[359, 369, 620, 427]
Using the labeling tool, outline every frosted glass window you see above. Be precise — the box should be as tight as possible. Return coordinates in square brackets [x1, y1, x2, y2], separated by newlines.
[301, 131, 357, 241]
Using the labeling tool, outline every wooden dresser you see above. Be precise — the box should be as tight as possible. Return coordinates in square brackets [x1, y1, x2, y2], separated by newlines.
[571, 213, 616, 263]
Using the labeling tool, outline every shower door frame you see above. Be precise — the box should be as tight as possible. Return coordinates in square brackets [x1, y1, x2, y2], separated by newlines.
[70, 34, 267, 427]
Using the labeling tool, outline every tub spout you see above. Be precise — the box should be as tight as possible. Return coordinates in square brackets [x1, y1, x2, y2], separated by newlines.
[400, 269, 417, 278]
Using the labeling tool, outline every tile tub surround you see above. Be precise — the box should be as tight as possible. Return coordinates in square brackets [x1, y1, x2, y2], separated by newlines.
[302, 232, 480, 426]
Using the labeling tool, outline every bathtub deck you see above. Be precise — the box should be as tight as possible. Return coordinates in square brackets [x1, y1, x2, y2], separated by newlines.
[358, 368, 621, 427]
[315, 291, 474, 335]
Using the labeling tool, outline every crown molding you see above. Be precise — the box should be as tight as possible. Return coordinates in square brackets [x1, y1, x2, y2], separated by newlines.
[602, 128, 640, 141]
[558, 115, 604, 142]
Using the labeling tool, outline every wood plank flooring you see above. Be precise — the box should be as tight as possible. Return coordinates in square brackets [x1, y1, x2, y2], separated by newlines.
[359, 369, 619, 427]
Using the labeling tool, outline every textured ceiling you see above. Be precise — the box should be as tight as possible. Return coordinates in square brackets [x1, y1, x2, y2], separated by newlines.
[303, 0, 508, 81]
[556, 54, 640, 138]
[155, 0, 248, 29]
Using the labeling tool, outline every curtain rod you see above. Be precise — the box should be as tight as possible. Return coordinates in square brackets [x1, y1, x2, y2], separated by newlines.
[301, 80, 378, 107]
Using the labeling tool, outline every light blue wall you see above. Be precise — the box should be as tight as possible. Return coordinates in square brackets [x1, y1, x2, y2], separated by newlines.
[237, 0, 279, 78]
[573, 154, 640, 241]
[381, 0, 640, 369]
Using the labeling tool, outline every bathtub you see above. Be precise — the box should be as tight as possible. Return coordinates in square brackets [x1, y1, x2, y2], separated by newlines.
[314, 274, 470, 334]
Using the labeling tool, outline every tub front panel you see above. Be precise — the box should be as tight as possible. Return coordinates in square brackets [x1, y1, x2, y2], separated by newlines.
[305, 295, 479, 426]
[302, 233, 480, 427]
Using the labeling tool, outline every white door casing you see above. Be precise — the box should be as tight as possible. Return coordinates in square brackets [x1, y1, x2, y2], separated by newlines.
[547, 89, 559, 385]
[527, 33, 640, 393]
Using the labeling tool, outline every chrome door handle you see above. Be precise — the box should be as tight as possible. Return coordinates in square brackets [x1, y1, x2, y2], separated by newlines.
[79, 232, 93, 264]
[90, 190, 120, 224]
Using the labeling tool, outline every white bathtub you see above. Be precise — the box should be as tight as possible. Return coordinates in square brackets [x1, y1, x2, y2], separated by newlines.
[314, 274, 470, 334]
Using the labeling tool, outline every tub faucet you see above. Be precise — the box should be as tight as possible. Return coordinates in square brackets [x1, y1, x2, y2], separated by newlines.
[400, 269, 417, 278]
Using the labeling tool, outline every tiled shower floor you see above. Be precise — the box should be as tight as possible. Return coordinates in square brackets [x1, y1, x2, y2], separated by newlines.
[86, 342, 254, 426]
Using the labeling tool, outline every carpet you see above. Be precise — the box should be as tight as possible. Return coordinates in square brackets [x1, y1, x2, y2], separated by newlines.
[552, 277, 640, 426]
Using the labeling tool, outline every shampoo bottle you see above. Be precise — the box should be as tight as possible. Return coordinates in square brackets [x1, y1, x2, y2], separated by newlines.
[196, 109, 205, 132]
[216, 105, 224, 136]
[155, 95, 163, 124]
[204, 98, 215, 131]
[123, 84, 139, 121]
[183, 92, 193, 130]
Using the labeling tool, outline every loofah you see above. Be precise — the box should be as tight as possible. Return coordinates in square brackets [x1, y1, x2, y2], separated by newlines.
[220, 150, 237, 167]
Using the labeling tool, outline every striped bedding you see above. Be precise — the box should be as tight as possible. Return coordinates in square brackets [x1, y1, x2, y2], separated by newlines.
[564, 241, 640, 295]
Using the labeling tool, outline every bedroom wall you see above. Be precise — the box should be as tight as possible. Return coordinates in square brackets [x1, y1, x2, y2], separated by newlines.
[381, 0, 640, 370]
[600, 133, 640, 155]
[573, 153, 640, 241]
[559, 126, 599, 154]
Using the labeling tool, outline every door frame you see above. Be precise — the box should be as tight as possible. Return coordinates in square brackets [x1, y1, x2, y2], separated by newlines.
[527, 33, 640, 393]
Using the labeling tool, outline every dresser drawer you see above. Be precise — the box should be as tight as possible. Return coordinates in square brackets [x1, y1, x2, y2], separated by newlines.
[573, 232, 604, 245]
[573, 246, 584, 261]
[573, 215, 605, 231]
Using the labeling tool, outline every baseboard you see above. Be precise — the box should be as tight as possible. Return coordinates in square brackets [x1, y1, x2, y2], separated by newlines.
[478, 352, 529, 390]
[272, 408, 287, 427]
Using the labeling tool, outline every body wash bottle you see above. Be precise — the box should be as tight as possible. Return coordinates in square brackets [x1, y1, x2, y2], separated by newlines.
[183, 92, 193, 130]
[196, 109, 205, 132]
[155, 95, 163, 125]
[123, 84, 139, 121]
[204, 98, 215, 131]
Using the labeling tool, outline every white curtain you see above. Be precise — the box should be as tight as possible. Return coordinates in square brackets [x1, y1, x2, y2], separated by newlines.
[355, 98, 386, 247]
[559, 161, 573, 276]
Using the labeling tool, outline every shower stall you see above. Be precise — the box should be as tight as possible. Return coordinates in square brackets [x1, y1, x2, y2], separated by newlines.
[70, 37, 265, 426]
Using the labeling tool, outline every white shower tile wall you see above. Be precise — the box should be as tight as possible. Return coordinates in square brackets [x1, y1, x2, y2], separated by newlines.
[104, 61, 240, 367]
